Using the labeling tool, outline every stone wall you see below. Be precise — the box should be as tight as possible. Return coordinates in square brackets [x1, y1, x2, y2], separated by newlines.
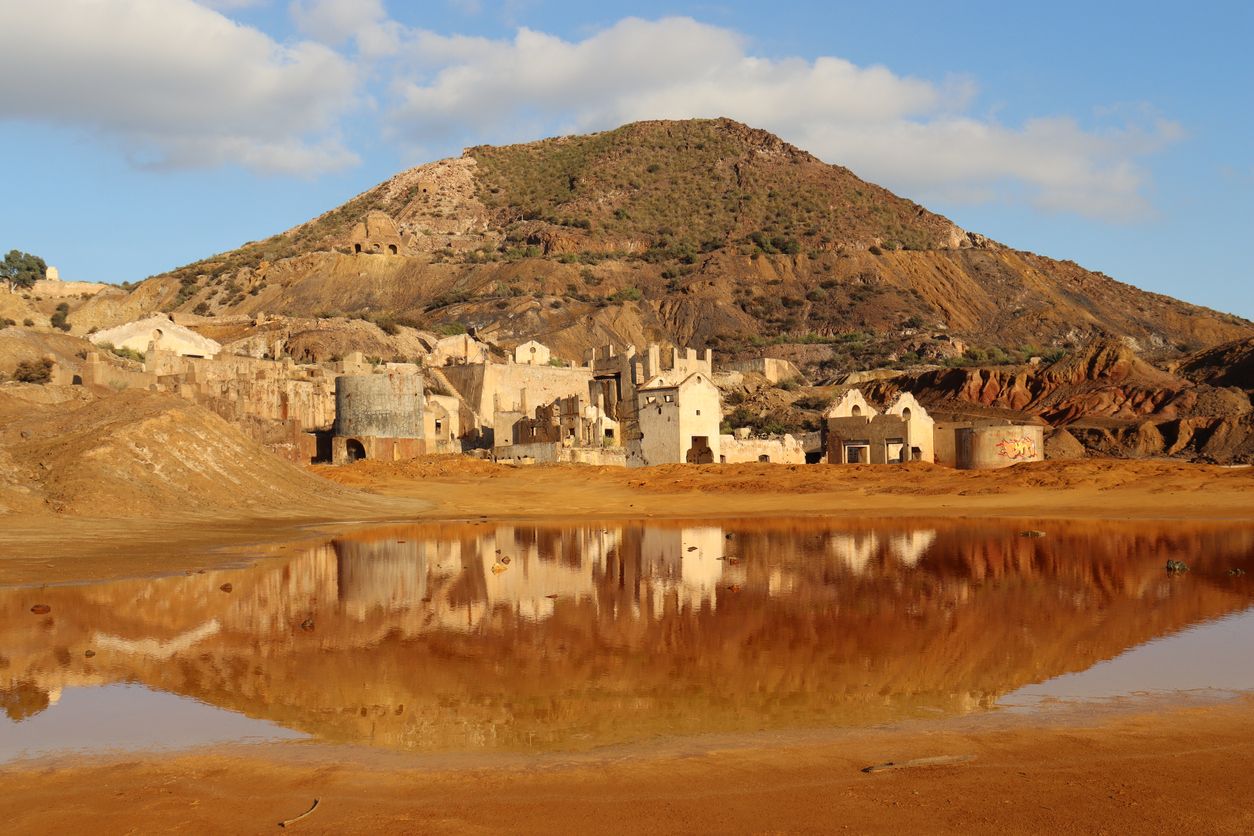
[493, 442, 627, 467]
[720, 434, 806, 464]
[442, 362, 593, 434]
[721, 357, 804, 384]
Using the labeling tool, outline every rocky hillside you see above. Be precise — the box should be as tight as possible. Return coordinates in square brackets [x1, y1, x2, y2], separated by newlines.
[71, 119, 1250, 372]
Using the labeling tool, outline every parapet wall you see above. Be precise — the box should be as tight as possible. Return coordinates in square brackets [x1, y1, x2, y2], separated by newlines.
[493, 442, 627, 467]
[720, 434, 806, 464]
[721, 357, 803, 384]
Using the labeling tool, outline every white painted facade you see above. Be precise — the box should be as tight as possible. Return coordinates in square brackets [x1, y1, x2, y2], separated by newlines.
[629, 371, 722, 467]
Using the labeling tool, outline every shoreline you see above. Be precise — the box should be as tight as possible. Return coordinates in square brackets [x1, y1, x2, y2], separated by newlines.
[2, 457, 1252, 586]
[3, 695, 1252, 834]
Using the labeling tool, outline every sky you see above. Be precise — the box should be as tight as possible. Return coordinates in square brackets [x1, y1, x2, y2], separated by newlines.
[1, 1, 1251, 319]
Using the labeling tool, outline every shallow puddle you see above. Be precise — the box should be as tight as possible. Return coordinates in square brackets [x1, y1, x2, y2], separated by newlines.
[2, 518, 1251, 761]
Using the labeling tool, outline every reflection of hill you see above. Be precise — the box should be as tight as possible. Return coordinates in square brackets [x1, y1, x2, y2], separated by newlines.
[1, 520, 1250, 752]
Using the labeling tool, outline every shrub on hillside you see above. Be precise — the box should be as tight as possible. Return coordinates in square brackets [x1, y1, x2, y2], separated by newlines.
[13, 358, 53, 383]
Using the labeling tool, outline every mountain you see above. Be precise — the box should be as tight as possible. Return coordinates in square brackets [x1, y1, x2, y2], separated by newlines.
[78, 118, 1251, 370]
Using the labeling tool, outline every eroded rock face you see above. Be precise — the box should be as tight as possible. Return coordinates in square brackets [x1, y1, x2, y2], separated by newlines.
[862, 339, 1254, 463]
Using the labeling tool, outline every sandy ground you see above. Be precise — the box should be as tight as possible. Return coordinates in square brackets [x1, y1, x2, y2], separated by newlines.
[2, 457, 1252, 833]
[316, 457, 1254, 524]
[3, 697, 1253, 835]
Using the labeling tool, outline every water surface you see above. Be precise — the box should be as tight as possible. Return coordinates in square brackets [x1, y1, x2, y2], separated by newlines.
[2, 518, 1251, 761]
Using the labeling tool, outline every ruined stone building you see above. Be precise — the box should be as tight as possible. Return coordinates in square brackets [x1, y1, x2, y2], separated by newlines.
[512, 340, 551, 366]
[348, 210, 405, 255]
[824, 389, 935, 464]
[935, 421, 1045, 469]
[489, 342, 721, 467]
[824, 388, 1044, 469]
[90, 314, 221, 359]
[630, 369, 722, 467]
[719, 428, 807, 464]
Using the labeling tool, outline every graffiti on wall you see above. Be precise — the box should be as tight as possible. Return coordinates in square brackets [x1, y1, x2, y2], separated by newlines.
[996, 436, 1038, 460]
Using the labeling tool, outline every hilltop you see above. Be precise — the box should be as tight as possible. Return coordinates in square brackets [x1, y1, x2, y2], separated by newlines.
[66, 118, 1250, 373]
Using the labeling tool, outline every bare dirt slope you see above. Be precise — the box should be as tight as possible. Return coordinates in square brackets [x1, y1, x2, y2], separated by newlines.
[0, 386, 397, 519]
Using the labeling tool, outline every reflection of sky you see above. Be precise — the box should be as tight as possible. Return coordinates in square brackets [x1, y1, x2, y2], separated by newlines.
[1004, 606, 1254, 705]
[0, 684, 305, 763]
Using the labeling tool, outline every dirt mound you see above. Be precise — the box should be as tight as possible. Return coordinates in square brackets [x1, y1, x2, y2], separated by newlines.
[1177, 336, 1254, 390]
[1040, 338, 1178, 387]
[1045, 428, 1087, 460]
[316, 454, 506, 486]
[0, 387, 379, 518]
[0, 327, 95, 377]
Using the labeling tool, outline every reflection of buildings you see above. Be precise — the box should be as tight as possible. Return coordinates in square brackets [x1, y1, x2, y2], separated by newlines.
[828, 532, 881, 574]
[889, 530, 937, 567]
[640, 527, 735, 614]
[2, 522, 1251, 752]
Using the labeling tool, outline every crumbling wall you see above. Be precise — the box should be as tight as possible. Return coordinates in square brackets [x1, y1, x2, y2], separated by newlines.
[720, 434, 806, 464]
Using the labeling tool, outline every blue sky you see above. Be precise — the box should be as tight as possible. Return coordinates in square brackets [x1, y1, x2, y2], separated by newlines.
[2, 1, 1251, 319]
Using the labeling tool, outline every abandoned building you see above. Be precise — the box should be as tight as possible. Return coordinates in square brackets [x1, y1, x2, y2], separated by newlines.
[824, 390, 935, 464]
[719, 428, 807, 464]
[824, 389, 1044, 469]
[90, 314, 221, 359]
[331, 371, 426, 463]
[629, 369, 722, 467]
[512, 340, 551, 366]
[348, 210, 405, 256]
[936, 421, 1046, 469]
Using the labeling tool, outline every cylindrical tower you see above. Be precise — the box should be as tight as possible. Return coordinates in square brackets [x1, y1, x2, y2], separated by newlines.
[334, 373, 424, 438]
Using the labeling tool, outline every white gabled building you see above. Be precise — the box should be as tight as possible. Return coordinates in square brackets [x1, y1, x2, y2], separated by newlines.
[628, 371, 722, 467]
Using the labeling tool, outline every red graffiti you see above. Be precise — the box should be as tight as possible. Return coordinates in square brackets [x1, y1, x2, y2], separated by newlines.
[996, 436, 1037, 460]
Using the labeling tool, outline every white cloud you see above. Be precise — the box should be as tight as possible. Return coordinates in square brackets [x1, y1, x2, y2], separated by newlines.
[289, 0, 402, 57]
[0, 0, 360, 174]
[199, 0, 268, 9]
[387, 16, 1179, 220]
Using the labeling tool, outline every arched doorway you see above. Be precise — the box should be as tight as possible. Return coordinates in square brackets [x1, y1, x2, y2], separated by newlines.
[685, 436, 714, 464]
[345, 438, 366, 461]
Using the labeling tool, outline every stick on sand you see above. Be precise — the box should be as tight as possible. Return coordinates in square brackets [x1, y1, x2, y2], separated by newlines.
[278, 798, 320, 828]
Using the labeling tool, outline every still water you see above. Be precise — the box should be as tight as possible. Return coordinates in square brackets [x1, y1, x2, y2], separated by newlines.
[2, 519, 1251, 761]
